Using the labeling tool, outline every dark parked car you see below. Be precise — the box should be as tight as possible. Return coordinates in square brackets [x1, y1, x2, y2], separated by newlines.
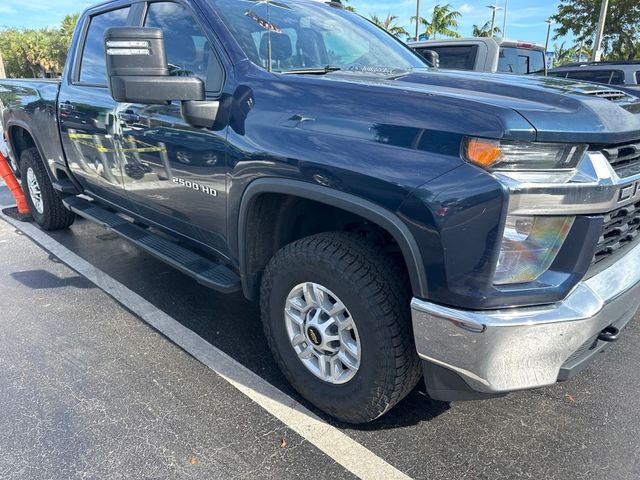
[1, 0, 640, 424]
[549, 61, 640, 90]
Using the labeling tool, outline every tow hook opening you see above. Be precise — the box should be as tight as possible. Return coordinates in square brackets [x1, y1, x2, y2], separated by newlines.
[598, 326, 620, 343]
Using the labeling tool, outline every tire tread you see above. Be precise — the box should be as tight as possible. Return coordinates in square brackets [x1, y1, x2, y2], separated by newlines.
[20, 148, 75, 231]
[260, 232, 421, 424]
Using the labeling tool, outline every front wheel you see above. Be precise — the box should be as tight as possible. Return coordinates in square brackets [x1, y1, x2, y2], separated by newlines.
[260, 232, 421, 424]
[20, 147, 75, 231]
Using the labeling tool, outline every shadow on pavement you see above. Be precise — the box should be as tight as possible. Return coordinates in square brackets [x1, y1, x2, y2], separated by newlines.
[11, 269, 94, 290]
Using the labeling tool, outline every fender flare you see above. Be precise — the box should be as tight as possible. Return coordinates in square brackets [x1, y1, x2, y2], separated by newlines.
[237, 178, 429, 300]
[4, 120, 57, 183]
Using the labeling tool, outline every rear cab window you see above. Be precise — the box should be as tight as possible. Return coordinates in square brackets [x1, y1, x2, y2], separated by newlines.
[79, 7, 131, 85]
[498, 47, 545, 75]
[418, 45, 478, 70]
[565, 69, 625, 85]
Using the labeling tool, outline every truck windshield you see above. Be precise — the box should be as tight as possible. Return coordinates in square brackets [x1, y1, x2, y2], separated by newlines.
[209, 0, 428, 75]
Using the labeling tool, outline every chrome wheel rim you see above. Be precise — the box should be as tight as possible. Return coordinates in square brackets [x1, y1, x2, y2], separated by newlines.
[176, 150, 192, 164]
[285, 283, 361, 384]
[26, 167, 44, 214]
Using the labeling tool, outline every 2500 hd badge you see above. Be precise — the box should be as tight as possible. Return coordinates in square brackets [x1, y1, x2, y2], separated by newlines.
[172, 177, 218, 197]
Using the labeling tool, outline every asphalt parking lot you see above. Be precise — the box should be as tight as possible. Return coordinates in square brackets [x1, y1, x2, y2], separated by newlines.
[1, 182, 640, 480]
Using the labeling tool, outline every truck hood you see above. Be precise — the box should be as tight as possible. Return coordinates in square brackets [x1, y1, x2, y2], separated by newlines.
[333, 69, 640, 145]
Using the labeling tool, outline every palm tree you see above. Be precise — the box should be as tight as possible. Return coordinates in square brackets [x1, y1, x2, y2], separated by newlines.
[472, 21, 501, 38]
[553, 42, 577, 66]
[370, 14, 411, 39]
[342, 0, 356, 12]
[411, 4, 461, 40]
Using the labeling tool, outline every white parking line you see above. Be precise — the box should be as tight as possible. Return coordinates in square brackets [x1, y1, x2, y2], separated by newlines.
[0, 209, 412, 480]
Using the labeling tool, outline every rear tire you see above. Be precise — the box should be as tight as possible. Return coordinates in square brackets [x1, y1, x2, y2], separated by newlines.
[260, 232, 421, 424]
[20, 147, 75, 231]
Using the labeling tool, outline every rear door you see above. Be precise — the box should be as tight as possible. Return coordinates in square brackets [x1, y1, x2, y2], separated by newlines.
[120, 0, 229, 252]
[59, 5, 135, 207]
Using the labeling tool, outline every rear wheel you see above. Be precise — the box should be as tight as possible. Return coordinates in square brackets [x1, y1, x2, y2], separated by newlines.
[260, 232, 421, 424]
[20, 147, 75, 231]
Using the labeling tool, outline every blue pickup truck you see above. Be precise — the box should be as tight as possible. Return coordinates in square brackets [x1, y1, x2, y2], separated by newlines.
[1, 0, 640, 424]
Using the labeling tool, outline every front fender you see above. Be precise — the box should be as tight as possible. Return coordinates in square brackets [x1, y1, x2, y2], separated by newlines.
[236, 178, 429, 301]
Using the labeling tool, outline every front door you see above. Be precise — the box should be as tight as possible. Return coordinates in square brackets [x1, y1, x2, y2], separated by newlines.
[120, 1, 229, 252]
[60, 6, 133, 207]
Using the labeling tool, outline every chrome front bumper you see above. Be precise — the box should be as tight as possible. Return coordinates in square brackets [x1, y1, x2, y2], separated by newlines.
[412, 240, 640, 396]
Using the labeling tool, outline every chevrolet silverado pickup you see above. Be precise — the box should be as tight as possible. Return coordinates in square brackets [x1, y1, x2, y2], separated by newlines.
[1, 0, 640, 424]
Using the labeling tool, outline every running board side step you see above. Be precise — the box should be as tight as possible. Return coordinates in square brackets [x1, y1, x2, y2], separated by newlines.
[63, 196, 241, 294]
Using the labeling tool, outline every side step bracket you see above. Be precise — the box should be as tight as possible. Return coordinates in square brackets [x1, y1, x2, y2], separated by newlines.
[63, 196, 241, 294]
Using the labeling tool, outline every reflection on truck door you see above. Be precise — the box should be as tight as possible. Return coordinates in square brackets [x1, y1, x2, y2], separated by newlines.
[119, 1, 229, 252]
[59, 7, 132, 207]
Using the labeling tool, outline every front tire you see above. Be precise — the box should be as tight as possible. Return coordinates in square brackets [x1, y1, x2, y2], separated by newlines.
[20, 147, 75, 231]
[260, 232, 421, 424]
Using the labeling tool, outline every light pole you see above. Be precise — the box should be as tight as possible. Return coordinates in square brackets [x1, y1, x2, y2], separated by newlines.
[592, 0, 609, 62]
[544, 19, 553, 53]
[415, 0, 421, 41]
[487, 5, 503, 37]
[502, 0, 509, 38]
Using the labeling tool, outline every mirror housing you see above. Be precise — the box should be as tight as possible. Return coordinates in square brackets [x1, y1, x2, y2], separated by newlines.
[422, 49, 440, 69]
[104, 27, 204, 104]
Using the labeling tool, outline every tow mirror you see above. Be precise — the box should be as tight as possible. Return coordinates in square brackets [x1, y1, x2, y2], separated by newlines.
[104, 27, 204, 105]
[422, 50, 440, 69]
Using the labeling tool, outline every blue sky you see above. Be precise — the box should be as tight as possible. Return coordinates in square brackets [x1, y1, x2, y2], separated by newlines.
[0, 0, 564, 46]
[349, 0, 563, 45]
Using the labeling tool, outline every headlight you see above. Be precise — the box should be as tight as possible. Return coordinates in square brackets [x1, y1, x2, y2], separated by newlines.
[494, 216, 574, 285]
[463, 138, 587, 171]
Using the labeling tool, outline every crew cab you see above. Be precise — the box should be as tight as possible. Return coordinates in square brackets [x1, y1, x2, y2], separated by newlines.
[1, 0, 640, 424]
[410, 37, 547, 75]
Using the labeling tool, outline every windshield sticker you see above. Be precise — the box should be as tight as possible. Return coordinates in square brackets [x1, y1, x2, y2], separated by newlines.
[346, 66, 403, 75]
[243, 10, 283, 33]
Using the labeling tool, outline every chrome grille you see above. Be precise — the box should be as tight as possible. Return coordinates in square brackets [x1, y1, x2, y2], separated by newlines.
[593, 200, 640, 264]
[600, 141, 640, 178]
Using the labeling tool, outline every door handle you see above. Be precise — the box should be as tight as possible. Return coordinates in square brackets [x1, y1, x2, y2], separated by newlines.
[117, 111, 141, 124]
[59, 101, 75, 112]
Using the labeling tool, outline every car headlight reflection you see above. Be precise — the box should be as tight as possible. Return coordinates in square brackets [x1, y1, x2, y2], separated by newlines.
[494, 216, 575, 285]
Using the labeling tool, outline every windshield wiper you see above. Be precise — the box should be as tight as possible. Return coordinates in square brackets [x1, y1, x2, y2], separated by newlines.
[281, 66, 342, 75]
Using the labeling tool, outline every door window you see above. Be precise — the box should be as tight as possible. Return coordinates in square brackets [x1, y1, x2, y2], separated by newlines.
[144, 2, 223, 92]
[79, 7, 131, 85]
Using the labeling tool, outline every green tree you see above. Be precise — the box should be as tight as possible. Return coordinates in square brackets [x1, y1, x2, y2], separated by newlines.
[412, 4, 461, 40]
[370, 14, 410, 38]
[472, 21, 501, 37]
[553, 42, 578, 65]
[552, 0, 640, 60]
[0, 14, 79, 78]
[342, 0, 356, 13]
[56, 13, 80, 67]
